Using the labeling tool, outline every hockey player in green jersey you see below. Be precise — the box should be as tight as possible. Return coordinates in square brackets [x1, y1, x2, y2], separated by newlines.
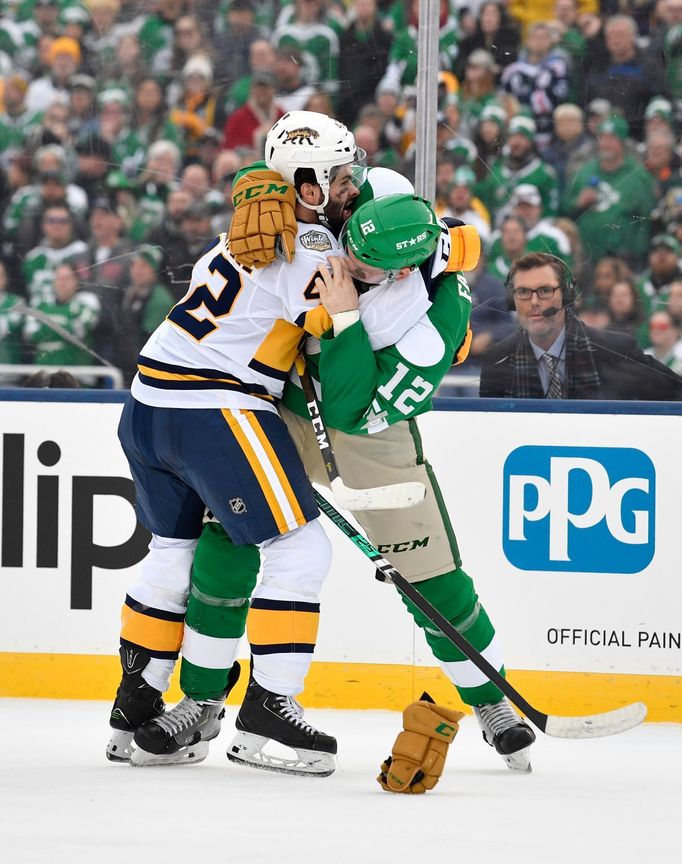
[128, 175, 536, 776]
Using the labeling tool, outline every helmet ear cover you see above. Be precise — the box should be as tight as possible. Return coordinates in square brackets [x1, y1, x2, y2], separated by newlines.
[345, 194, 441, 272]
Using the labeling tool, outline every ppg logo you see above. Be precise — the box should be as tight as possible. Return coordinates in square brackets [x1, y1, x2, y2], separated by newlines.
[502, 446, 655, 573]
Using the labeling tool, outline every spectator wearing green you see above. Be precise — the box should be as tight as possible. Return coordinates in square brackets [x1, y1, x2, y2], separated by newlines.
[488, 184, 572, 266]
[474, 114, 560, 221]
[224, 38, 276, 114]
[663, 18, 682, 101]
[562, 114, 656, 270]
[97, 89, 146, 182]
[114, 245, 174, 385]
[137, 0, 184, 76]
[554, 0, 587, 94]
[23, 262, 100, 366]
[0, 74, 42, 158]
[442, 165, 491, 243]
[131, 78, 183, 152]
[272, 0, 341, 99]
[0, 259, 23, 365]
[644, 97, 674, 137]
[636, 235, 682, 320]
[22, 205, 89, 304]
[487, 214, 528, 282]
[644, 310, 682, 375]
[458, 50, 500, 138]
[3, 150, 89, 255]
[128, 140, 182, 243]
[82, 0, 123, 80]
[379, 0, 460, 90]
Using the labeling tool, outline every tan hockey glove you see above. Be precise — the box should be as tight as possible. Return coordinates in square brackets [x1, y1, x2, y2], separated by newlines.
[377, 697, 464, 794]
[228, 169, 298, 269]
[446, 224, 481, 272]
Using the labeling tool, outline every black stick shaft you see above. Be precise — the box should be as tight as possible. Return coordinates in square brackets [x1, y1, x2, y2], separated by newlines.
[297, 360, 342, 484]
[314, 489, 548, 732]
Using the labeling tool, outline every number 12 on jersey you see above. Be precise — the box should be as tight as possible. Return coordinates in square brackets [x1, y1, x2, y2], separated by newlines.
[377, 361, 434, 415]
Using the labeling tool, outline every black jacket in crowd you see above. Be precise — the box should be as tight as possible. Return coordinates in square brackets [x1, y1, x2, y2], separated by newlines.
[479, 324, 682, 401]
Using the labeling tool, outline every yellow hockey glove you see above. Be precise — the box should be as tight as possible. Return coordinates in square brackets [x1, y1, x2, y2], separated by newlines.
[454, 326, 473, 365]
[446, 224, 481, 272]
[228, 169, 298, 269]
[377, 697, 464, 794]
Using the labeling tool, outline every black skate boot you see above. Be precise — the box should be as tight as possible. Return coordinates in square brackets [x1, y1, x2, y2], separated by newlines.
[473, 698, 536, 772]
[106, 646, 165, 763]
[131, 661, 241, 767]
[227, 677, 337, 777]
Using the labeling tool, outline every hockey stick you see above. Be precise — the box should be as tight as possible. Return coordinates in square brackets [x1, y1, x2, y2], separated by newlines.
[296, 357, 426, 510]
[315, 489, 647, 739]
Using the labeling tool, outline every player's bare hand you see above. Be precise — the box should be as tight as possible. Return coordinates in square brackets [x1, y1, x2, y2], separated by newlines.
[316, 256, 358, 314]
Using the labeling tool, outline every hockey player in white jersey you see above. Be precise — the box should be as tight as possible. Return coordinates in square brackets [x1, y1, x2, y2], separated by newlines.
[108, 112, 366, 769]
[123, 115, 534, 781]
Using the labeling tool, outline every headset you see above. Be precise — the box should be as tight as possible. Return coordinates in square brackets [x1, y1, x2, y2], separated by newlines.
[504, 252, 576, 314]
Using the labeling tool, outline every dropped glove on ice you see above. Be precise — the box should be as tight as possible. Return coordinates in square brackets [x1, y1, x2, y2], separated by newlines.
[378, 695, 464, 794]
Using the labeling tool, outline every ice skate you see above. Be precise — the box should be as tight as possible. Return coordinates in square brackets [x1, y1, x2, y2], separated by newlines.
[474, 698, 536, 772]
[131, 695, 226, 766]
[227, 678, 337, 777]
[106, 647, 165, 763]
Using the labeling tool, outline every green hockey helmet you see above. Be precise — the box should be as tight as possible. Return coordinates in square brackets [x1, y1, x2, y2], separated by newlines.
[344, 194, 440, 272]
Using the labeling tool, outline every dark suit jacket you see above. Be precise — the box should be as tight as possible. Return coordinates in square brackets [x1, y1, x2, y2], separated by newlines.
[479, 324, 682, 401]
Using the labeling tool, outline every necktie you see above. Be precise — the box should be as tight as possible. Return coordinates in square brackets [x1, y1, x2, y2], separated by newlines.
[543, 353, 563, 399]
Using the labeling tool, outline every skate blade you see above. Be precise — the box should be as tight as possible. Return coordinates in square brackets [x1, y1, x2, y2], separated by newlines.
[106, 730, 134, 763]
[226, 731, 336, 777]
[130, 740, 209, 767]
[503, 747, 532, 773]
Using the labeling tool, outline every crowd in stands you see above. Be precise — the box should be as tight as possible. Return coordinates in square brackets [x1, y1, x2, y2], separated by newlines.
[1, 0, 682, 391]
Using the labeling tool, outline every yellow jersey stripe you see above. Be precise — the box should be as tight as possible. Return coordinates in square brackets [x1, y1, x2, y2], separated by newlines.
[138, 365, 242, 385]
[247, 607, 320, 647]
[120, 605, 184, 654]
[220, 409, 288, 532]
[244, 411, 306, 527]
[300, 306, 333, 338]
[251, 319, 304, 373]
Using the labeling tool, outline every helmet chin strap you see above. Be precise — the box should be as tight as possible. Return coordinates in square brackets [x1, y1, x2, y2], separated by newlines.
[296, 187, 331, 224]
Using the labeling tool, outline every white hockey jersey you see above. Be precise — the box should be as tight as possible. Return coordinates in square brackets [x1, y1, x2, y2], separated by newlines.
[130, 217, 446, 412]
[131, 228, 342, 411]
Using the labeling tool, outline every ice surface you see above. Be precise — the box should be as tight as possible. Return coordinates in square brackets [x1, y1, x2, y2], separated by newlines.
[0, 699, 679, 864]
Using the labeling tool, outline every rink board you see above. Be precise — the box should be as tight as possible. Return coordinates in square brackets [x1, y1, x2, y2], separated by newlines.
[1, 392, 681, 720]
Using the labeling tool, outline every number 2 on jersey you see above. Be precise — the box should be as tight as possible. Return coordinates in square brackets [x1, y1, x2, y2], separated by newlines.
[167, 253, 243, 341]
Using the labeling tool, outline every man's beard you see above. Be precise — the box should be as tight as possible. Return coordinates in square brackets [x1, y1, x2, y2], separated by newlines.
[323, 196, 352, 236]
[507, 148, 532, 170]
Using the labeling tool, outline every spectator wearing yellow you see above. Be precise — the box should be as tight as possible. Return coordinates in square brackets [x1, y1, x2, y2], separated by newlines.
[26, 36, 81, 112]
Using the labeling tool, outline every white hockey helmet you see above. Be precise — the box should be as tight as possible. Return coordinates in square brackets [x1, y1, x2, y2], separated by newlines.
[265, 110, 360, 215]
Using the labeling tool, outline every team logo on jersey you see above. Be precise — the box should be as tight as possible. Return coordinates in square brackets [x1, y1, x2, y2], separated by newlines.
[300, 230, 333, 252]
[285, 127, 320, 145]
[592, 181, 621, 213]
[230, 497, 247, 515]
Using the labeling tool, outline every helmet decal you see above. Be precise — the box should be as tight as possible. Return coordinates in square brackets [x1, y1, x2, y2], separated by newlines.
[345, 194, 441, 271]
